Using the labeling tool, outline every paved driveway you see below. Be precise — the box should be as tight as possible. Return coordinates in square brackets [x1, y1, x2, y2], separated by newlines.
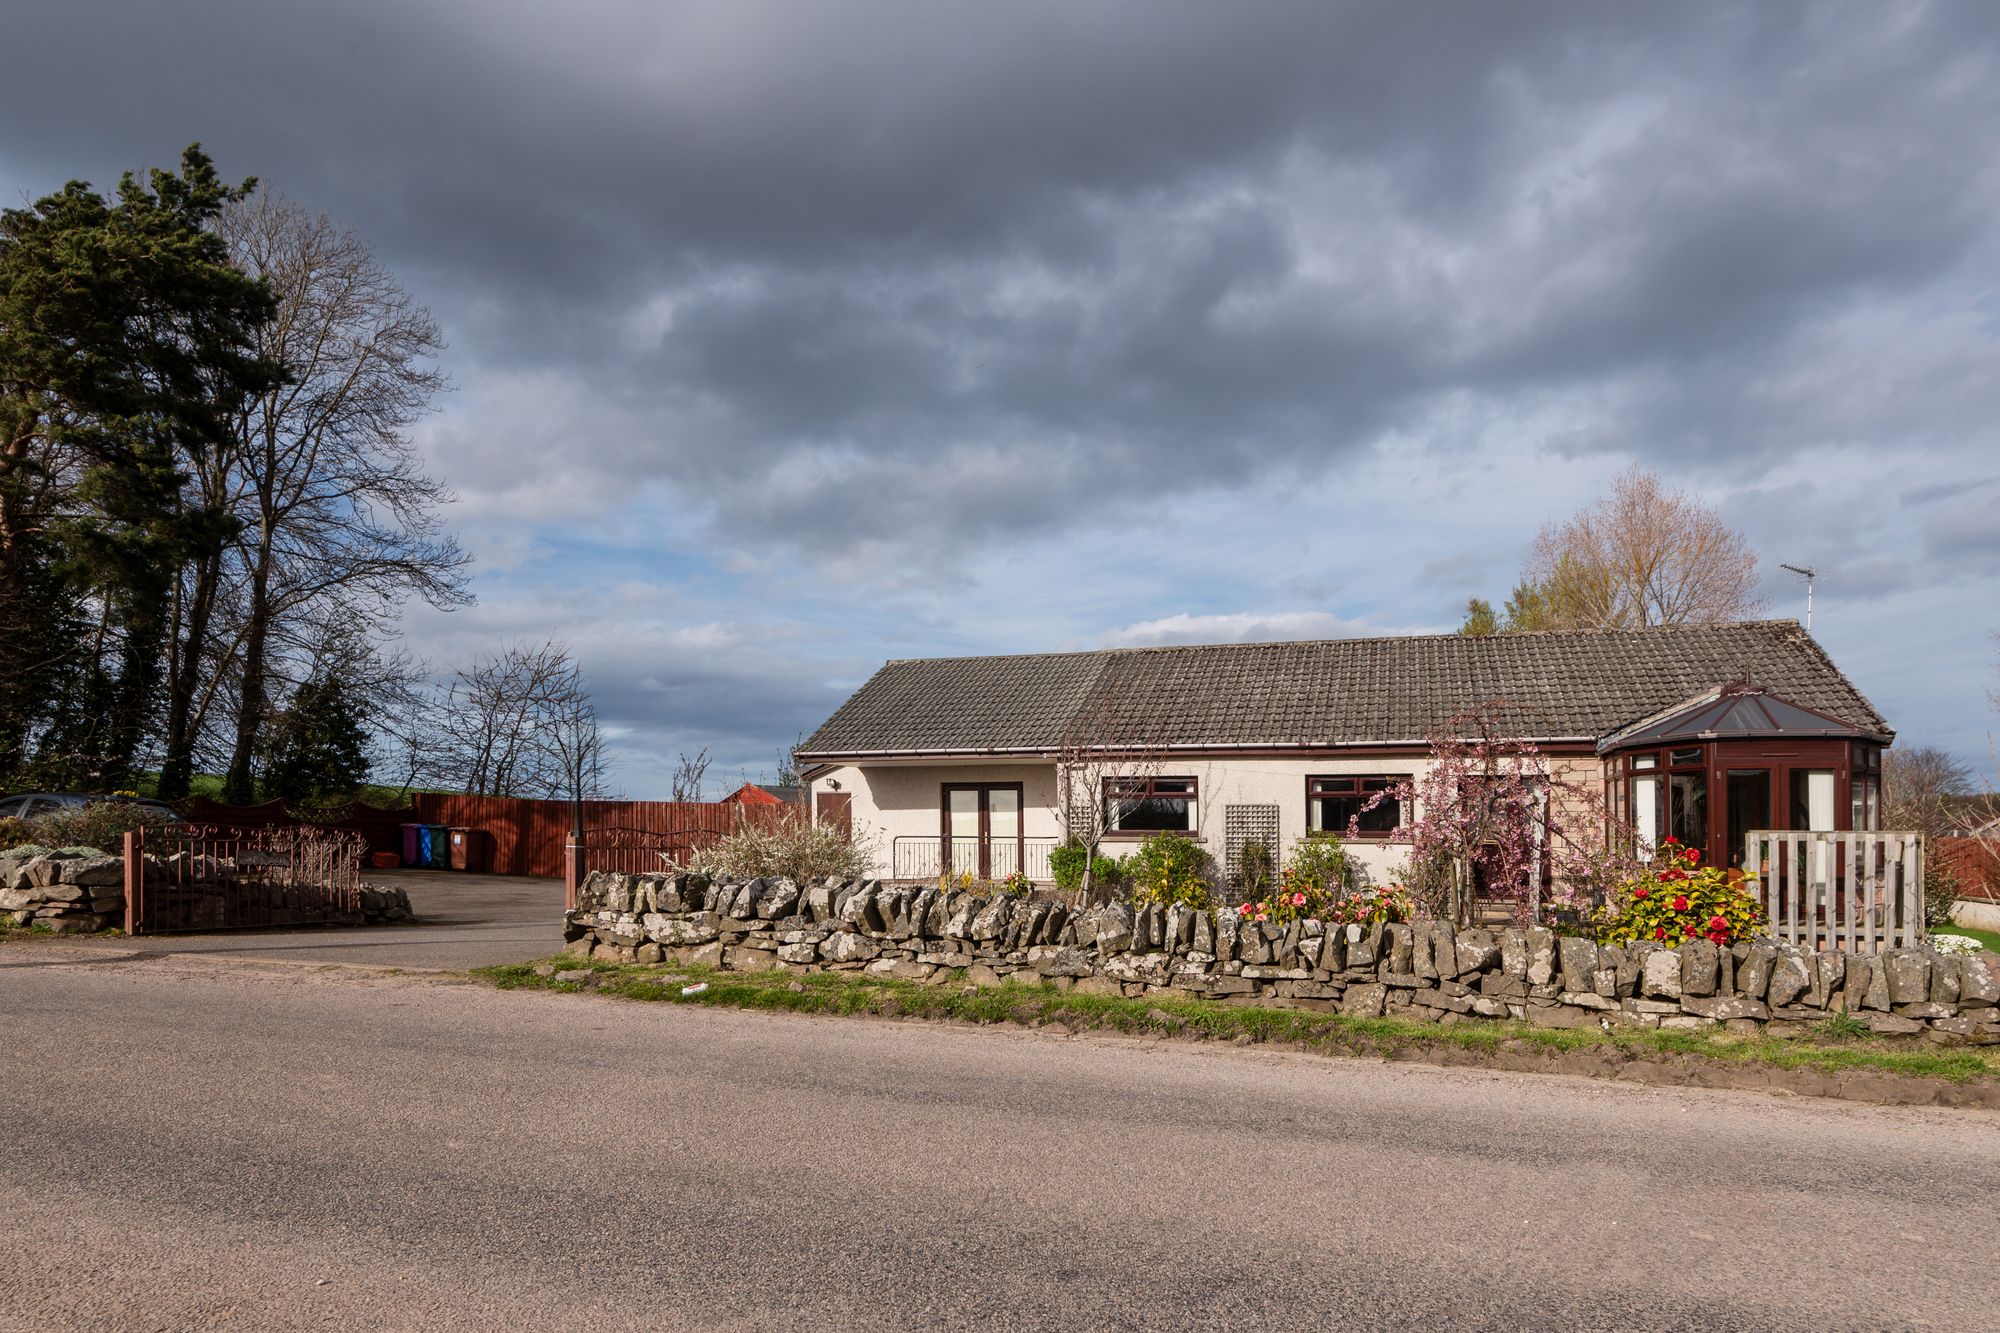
[60, 868, 564, 970]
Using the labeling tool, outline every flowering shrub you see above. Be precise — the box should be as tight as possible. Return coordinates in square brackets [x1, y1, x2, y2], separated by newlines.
[1593, 837, 1763, 948]
[994, 869, 1033, 898]
[1229, 835, 1365, 925]
[1235, 868, 1335, 927]
[681, 817, 877, 883]
[1128, 831, 1215, 911]
[1324, 883, 1415, 928]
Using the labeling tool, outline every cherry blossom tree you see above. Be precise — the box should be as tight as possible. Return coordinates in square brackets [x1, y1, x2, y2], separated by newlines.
[1353, 704, 1639, 926]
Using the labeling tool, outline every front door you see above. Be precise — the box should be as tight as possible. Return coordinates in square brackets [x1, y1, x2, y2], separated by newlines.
[941, 783, 1022, 881]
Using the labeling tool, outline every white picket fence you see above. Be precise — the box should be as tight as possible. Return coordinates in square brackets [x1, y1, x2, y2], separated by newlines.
[1740, 830, 1924, 953]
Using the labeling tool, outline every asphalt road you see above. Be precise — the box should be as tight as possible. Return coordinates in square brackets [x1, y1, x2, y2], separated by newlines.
[56, 867, 565, 969]
[3, 947, 1997, 1331]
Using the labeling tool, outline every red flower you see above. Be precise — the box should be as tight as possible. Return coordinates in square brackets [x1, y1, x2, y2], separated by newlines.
[1672, 895, 1689, 912]
[1682, 924, 1695, 937]
[1652, 927, 1667, 940]
[1685, 848, 1701, 865]
[1708, 915, 1727, 930]
[1662, 836, 1679, 846]
[1632, 887, 1650, 901]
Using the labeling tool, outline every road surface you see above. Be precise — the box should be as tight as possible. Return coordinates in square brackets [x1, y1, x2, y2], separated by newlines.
[2, 946, 1995, 1330]
[57, 867, 564, 969]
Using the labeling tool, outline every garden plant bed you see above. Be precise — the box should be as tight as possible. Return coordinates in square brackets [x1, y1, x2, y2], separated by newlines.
[475, 957, 2000, 1109]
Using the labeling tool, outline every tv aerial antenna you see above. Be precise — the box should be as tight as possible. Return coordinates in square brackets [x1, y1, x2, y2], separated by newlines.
[1779, 563, 1816, 632]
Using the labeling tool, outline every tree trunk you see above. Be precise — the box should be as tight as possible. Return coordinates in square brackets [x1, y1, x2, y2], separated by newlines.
[102, 585, 171, 791]
[222, 539, 274, 805]
[158, 545, 223, 800]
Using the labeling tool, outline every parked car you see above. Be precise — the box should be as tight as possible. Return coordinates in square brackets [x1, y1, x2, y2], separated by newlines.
[0, 792, 183, 822]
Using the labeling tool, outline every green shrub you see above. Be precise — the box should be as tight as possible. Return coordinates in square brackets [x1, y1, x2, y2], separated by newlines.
[29, 802, 177, 854]
[1050, 840, 1127, 894]
[0, 817, 35, 851]
[1236, 838, 1275, 897]
[1284, 834, 1357, 896]
[1923, 860, 1963, 932]
[1127, 831, 1214, 911]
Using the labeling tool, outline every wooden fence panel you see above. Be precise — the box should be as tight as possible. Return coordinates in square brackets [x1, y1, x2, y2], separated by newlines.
[1937, 838, 2000, 903]
[410, 795, 798, 878]
[1742, 829, 1924, 952]
[175, 794, 805, 879]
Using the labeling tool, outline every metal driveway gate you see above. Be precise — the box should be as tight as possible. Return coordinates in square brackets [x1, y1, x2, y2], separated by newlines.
[123, 824, 367, 935]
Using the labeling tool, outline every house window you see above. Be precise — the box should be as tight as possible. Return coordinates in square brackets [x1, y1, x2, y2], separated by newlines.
[1307, 775, 1402, 837]
[1850, 775, 1879, 832]
[1104, 777, 1197, 833]
[1628, 753, 1661, 856]
[1668, 773, 1707, 849]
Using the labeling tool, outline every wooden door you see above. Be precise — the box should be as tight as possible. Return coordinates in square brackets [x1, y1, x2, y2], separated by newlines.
[815, 791, 852, 838]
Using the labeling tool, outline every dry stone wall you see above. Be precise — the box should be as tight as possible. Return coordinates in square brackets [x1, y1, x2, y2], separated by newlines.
[0, 852, 125, 932]
[567, 871, 2000, 1044]
[1, 849, 416, 932]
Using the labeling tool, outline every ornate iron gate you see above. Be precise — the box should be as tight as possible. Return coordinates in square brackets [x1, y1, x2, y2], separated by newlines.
[123, 824, 367, 934]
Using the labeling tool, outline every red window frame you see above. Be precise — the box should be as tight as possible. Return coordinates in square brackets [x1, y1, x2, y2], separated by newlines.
[1306, 775, 1403, 839]
[1102, 776, 1198, 837]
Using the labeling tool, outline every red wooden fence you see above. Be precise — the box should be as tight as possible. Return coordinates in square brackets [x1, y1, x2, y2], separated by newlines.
[1939, 837, 2000, 903]
[413, 795, 793, 879]
[181, 793, 799, 879]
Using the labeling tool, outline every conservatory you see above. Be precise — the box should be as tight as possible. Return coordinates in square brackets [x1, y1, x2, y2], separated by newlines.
[1599, 682, 1891, 871]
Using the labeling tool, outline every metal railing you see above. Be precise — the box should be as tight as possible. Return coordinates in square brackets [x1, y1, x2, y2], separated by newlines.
[890, 836, 1057, 883]
[1741, 829, 1924, 952]
[124, 823, 367, 935]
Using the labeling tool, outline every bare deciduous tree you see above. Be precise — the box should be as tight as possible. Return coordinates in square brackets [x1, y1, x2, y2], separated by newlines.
[1054, 661, 1168, 905]
[435, 640, 610, 801]
[671, 747, 711, 803]
[1883, 744, 1976, 839]
[192, 191, 470, 804]
[1518, 465, 1765, 630]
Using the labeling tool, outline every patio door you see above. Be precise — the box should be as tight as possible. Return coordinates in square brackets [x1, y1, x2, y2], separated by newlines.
[1723, 769, 1772, 870]
[941, 783, 1022, 880]
[1714, 749, 1840, 869]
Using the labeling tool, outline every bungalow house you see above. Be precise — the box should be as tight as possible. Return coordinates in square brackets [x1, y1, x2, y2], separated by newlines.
[795, 620, 1892, 888]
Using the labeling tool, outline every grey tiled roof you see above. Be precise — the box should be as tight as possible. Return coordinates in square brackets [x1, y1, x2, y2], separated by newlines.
[798, 621, 1890, 757]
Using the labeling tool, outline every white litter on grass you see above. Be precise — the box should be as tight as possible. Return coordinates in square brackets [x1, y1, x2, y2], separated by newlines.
[681, 982, 709, 996]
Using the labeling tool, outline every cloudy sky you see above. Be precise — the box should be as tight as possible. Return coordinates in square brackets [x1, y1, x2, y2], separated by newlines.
[5, 1, 1998, 793]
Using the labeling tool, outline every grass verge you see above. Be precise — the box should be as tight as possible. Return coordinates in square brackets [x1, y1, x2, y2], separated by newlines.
[474, 956, 2000, 1088]
[1936, 924, 2000, 954]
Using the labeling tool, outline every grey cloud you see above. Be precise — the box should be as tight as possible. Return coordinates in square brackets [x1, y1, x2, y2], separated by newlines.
[11, 2, 1997, 571]
[5, 1, 1999, 784]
